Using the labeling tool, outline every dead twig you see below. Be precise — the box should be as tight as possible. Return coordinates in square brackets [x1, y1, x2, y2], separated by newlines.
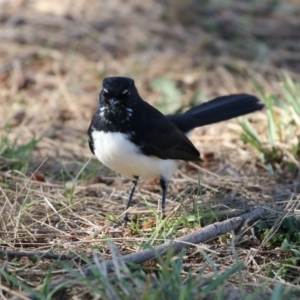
[0, 249, 85, 263]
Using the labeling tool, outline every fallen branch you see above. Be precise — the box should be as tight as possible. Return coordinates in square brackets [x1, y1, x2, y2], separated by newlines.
[9, 206, 269, 300]
[0, 250, 84, 263]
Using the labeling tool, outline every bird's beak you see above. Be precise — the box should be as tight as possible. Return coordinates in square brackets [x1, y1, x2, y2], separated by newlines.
[109, 98, 121, 106]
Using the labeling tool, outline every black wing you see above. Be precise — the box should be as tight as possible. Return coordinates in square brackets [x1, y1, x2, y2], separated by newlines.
[87, 123, 95, 155]
[131, 101, 201, 161]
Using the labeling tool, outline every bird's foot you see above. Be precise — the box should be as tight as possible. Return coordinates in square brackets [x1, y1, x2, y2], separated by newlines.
[122, 214, 140, 227]
[122, 214, 130, 226]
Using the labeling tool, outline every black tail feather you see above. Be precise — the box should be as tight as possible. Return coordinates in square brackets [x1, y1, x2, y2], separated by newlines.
[167, 94, 264, 133]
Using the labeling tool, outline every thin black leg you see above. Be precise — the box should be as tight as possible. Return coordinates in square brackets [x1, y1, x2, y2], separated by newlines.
[123, 176, 139, 222]
[160, 177, 168, 216]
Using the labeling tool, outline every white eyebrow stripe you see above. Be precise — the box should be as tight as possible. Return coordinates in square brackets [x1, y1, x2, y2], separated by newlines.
[122, 89, 128, 94]
[103, 88, 108, 93]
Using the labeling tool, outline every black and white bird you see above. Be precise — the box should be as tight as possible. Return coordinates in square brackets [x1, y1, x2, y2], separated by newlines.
[88, 76, 264, 221]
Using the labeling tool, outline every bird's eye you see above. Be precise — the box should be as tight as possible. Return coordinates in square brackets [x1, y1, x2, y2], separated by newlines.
[122, 89, 130, 97]
[102, 89, 109, 97]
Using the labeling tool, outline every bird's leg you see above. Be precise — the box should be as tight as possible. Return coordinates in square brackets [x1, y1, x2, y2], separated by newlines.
[123, 176, 139, 223]
[159, 177, 168, 217]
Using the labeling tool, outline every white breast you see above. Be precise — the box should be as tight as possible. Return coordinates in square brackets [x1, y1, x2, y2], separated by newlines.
[92, 131, 177, 181]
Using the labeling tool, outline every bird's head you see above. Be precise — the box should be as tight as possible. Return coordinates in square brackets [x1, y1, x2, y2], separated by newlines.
[97, 77, 139, 123]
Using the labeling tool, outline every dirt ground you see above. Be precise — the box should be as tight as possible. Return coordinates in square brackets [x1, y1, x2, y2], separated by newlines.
[1, 0, 300, 298]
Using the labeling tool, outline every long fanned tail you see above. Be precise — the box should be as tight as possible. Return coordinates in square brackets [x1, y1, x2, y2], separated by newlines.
[167, 94, 264, 133]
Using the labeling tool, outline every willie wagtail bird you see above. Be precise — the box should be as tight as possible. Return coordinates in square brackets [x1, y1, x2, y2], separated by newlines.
[88, 76, 264, 221]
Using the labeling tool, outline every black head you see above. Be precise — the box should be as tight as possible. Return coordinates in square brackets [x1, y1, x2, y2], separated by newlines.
[102, 77, 134, 96]
[97, 76, 139, 123]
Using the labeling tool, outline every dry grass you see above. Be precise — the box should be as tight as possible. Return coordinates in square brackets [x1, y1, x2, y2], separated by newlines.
[1, 0, 300, 299]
